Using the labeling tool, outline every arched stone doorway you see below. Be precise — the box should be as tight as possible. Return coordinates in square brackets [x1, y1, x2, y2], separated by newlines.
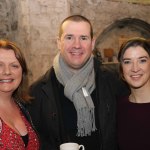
[95, 18, 150, 63]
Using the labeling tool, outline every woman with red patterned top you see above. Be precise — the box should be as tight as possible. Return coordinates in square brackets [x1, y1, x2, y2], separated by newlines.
[0, 39, 39, 149]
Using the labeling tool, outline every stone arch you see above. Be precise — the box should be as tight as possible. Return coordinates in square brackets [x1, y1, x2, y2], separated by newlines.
[94, 18, 150, 62]
[96, 18, 150, 45]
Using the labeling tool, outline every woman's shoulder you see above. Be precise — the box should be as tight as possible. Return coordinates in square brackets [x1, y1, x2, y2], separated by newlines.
[32, 67, 54, 84]
[117, 95, 129, 104]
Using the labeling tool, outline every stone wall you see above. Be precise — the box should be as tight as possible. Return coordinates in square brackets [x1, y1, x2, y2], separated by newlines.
[16, 0, 70, 84]
[0, 0, 150, 84]
[0, 0, 18, 40]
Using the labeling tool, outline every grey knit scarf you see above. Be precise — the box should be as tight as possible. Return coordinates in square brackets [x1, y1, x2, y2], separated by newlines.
[53, 52, 97, 137]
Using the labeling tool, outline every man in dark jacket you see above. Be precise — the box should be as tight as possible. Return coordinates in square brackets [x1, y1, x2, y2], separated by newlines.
[28, 15, 128, 150]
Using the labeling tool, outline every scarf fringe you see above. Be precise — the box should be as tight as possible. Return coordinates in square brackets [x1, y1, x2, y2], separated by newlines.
[77, 108, 97, 137]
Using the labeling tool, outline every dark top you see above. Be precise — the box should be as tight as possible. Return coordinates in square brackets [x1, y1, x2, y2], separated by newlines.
[21, 134, 29, 147]
[117, 96, 150, 150]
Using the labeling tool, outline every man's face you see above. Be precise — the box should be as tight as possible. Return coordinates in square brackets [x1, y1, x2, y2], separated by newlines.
[57, 20, 95, 70]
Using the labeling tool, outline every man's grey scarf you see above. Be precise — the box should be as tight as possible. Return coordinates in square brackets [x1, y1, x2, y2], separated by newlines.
[53, 53, 97, 137]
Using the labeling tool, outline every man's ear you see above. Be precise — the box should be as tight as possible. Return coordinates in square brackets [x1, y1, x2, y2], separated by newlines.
[57, 37, 61, 50]
[92, 37, 96, 51]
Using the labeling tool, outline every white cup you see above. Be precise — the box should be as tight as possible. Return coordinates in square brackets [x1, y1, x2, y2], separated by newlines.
[60, 142, 85, 150]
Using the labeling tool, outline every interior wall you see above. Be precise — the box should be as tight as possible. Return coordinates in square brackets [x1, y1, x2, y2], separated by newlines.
[15, 0, 70, 84]
[0, 0, 150, 84]
[0, 0, 18, 40]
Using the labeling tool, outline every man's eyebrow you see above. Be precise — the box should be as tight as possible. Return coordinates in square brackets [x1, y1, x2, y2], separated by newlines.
[80, 35, 90, 39]
[64, 34, 73, 36]
[81, 35, 88, 37]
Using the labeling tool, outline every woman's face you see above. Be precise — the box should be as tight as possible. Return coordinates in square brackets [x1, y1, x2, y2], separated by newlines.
[122, 46, 150, 89]
[0, 48, 22, 95]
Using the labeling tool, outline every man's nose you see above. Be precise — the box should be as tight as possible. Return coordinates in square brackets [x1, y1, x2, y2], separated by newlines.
[73, 38, 81, 48]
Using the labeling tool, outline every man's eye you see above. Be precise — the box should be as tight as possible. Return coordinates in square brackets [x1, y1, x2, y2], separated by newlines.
[80, 36, 88, 40]
[65, 36, 73, 40]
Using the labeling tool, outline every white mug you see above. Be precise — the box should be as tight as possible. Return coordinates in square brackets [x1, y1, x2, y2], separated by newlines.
[60, 142, 85, 150]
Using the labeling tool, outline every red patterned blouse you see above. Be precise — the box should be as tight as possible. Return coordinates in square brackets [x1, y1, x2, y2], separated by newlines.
[0, 108, 39, 150]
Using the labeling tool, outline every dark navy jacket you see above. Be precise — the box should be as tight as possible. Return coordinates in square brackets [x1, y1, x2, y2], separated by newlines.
[28, 58, 128, 150]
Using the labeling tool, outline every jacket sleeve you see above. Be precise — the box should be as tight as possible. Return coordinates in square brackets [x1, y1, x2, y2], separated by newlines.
[27, 73, 60, 150]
